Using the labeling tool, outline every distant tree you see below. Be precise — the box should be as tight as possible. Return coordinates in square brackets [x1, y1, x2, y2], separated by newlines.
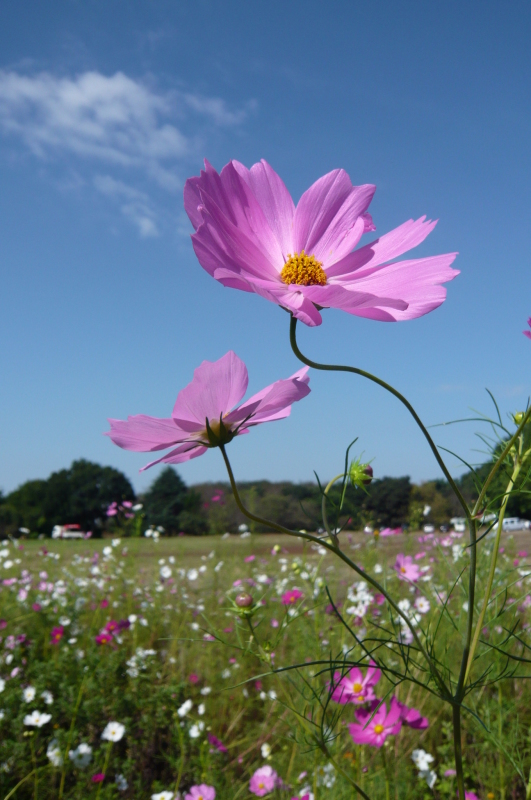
[143, 467, 206, 535]
[363, 477, 412, 528]
[6, 460, 135, 536]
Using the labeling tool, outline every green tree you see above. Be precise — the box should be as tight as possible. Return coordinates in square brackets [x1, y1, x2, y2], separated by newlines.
[142, 467, 206, 535]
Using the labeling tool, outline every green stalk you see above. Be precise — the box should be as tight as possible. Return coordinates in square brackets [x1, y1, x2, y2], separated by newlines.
[58, 677, 86, 799]
[219, 445, 449, 698]
[321, 473, 344, 543]
[95, 743, 112, 800]
[174, 718, 186, 797]
[498, 684, 505, 799]
[452, 704, 466, 800]
[30, 738, 37, 800]
[381, 747, 390, 800]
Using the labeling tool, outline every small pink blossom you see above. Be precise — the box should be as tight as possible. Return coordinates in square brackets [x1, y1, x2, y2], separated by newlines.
[185, 784, 216, 800]
[249, 766, 279, 796]
[91, 773, 105, 783]
[281, 589, 303, 606]
[244, 555, 256, 563]
[330, 662, 381, 705]
[270, 619, 279, 628]
[394, 554, 420, 582]
[348, 698, 403, 747]
[95, 632, 113, 646]
[207, 733, 228, 753]
[396, 699, 429, 729]
[50, 626, 64, 645]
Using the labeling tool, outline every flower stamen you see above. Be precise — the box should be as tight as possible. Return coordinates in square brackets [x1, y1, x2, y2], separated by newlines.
[280, 251, 327, 286]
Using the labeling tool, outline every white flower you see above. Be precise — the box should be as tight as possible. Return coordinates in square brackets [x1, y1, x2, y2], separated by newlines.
[315, 763, 335, 788]
[128, 614, 137, 625]
[160, 566, 172, 580]
[268, 690, 277, 701]
[411, 749, 434, 771]
[221, 669, 231, 679]
[3, 561, 13, 569]
[0, 710, 4, 720]
[414, 596, 431, 614]
[144, 529, 153, 538]
[151, 792, 174, 800]
[197, 703, 205, 716]
[261, 743, 271, 758]
[23, 687, 36, 703]
[214, 561, 224, 572]
[24, 710, 52, 727]
[420, 769, 437, 788]
[200, 686, 211, 696]
[177, 699, 193, 717]
[189, 721, 204, 738]
[115, 773, 128, 791]
[58, 616, 71, 626]
[101, 721, 125, 742]
[187, 569, 198, 581]
[112, 538, 122, 546]
[69, 742, 92, 767]
[0, 679, 5, 693]
[103, 546, 113, 557]
[41, 691, 53, 705]
[46, 739, 63, 766]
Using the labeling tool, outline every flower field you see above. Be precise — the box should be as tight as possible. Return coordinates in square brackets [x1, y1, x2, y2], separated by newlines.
[0, 529, 530, 799]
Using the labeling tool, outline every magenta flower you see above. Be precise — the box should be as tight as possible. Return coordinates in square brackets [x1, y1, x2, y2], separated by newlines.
[91, 773, 105, 783]
[349, 697, 403, 747]
[95, 632, 113, 645]
[249, 766, 279, 796]
[330, 662, 381, 705]
[50, 625, 64, 645]
[394, 554, 420, 582]
[106, 351, 310, 471]
[207, 732, 228, 754]
[396, 699, 429, 729]
[524, 318, 531, 340]
[281, 588, 303, 606]
[185, 784, 216, 800]
[184, 159, 458, 327]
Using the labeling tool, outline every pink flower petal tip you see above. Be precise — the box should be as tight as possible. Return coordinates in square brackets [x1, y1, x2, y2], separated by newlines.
[184, 159, 459, 327]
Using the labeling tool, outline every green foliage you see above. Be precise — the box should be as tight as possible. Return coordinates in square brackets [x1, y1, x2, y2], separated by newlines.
[142, 467, 206, 535]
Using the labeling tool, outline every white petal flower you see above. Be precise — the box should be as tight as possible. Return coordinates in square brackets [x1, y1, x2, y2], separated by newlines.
[46, 739, 63, 767]
[101, 721, 125, 742]
[69, 742, 92, 768]
[41, 691, 54, 705]
[261, 743, 271, 758]
[151, 792, 174, 800]
[24, 711, 52, 727]
[115, 773, 128, 791]
[177, 699, 193, 717]
[23, 687, 36, 703]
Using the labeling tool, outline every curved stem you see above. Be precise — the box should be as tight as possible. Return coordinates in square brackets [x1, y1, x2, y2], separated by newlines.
[219, 445, 449, 697]
[322, 473, 344, 541]
[289, 315, 471, 520]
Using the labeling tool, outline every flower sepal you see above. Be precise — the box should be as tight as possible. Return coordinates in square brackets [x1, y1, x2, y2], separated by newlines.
[204, 416, 235, 448]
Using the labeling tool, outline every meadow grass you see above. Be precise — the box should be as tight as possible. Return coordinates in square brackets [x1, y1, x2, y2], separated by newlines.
[0, 531, 530, 799]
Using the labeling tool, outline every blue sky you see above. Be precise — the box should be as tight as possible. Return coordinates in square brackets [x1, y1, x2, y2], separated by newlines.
[1, 0, 530, 496]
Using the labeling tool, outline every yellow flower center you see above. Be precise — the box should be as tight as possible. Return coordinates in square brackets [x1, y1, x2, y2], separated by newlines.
[258, 783, 265, 789]
[400, 567, 406, 573]
[373, 723, 384, 734]
[352, 682, 363, 693]
[280, 251, 327, 286]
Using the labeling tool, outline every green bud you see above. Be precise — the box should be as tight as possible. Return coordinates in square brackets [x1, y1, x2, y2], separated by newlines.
[514, 412, 526, 425]
[348, 458, 374, 490]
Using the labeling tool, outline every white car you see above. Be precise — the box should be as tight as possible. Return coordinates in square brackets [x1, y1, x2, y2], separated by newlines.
[450, 517, 467, 533]
[500, 517, 531, 532]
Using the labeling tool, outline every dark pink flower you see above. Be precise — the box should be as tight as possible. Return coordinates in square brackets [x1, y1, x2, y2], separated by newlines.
[207, 732, 228, 753]
[184, 160, 458, 327]
[249, 766, 279, 796]
[330, 662, 381, 705]
[396, 699, 429, 729]
[524, 318, 531, 340]
[91, 773, 105, 783]
[50, 626, 64, 645]
[281, 589, 303, 606]
[394, 554, 420, 582]
[106, 352, 310, 470]
[105, 620, 119, 634]
[95, 632, 113, 646]
[188, 673, 199, 684]
[348, 697, 403, 747]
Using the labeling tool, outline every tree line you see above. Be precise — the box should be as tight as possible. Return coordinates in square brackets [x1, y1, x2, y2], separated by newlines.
[1, 448, 530, 538]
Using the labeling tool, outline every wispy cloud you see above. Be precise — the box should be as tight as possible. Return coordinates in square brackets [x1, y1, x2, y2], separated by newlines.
[0, 70, 251, 234]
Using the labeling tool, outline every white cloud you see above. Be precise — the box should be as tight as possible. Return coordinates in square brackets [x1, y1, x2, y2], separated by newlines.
[0, 70, 250, 234]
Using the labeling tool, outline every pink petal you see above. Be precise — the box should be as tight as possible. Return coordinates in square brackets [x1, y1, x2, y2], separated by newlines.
[172, 352, 248, 424]
[233, 159, 296, 258]
[326, 217, 438, 279]
[313, 203, 367, 267]
[293, 169, 375, 258]
[140, 442, 208, 471]
[227, 367, 310, 427]
[269, 287, 323, 326]
[105, 415, 186, 452]
[299, 283, 408, 312]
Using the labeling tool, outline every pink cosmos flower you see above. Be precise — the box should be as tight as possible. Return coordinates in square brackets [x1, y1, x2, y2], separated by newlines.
[91, 773, 105, 783]
[106, 351, 310, 470]
[524, 318, 531, 340]
[207, 732, 228, 753]
[330, 662, 381, 705]
[394, 554, 420, 582]
[50, 626, 64, 645]
[396, 699, 429, 729]
[348, 697, 403, 747]
[185, 784, 216, 800]
[184, 160, 458, 327]
[281, 588, 303, 605]
[249, 766, 279, 796]
[95, 632, 113, 645]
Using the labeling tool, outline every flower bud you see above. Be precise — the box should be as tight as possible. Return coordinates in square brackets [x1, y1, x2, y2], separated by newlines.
[348, 458, 374, 490]
[235, 592, 254, 608]
[362, 465, 373, 485]
[514, 412, 526, 425]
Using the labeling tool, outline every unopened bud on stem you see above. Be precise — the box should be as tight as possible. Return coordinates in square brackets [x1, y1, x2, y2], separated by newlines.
[235, 592, 254, 608]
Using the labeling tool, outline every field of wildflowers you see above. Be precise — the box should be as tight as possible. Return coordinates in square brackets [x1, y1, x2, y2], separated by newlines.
[1, 527, 531, 799]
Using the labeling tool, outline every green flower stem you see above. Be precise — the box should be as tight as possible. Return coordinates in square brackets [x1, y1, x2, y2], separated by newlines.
[289, 314, 471, 520]
[380, 747, 390, 800]
[321, 743, 373, 800]
[322, 473, 344, 542]
[219, 445, 449, 698]
[2, 767, 51, 800]
[58, 677, 86, 800]
[30, 737, 37, 800]
[498, 684, 505, 800]
[453, 704, 466, 800]
[174, 715, 186, 797]
[95, 743, 112, 800]
[464, 458, 523, 686]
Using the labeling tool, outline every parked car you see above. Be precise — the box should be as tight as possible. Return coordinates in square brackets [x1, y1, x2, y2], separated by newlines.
[500, 517, 531, 532]
[51, 524, 85, 540]
[450, 517, 467, 533]
[423, 524, 435, 534]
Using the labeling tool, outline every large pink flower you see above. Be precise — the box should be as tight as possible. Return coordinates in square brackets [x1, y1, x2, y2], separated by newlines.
[105, 351, 310, 471]
[348, 697, 403, 747]
[330, 662, 381, 705]
[184, 159, 459, 327]
[249, 766, 279, 796]
[394, 554, 420, 582]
